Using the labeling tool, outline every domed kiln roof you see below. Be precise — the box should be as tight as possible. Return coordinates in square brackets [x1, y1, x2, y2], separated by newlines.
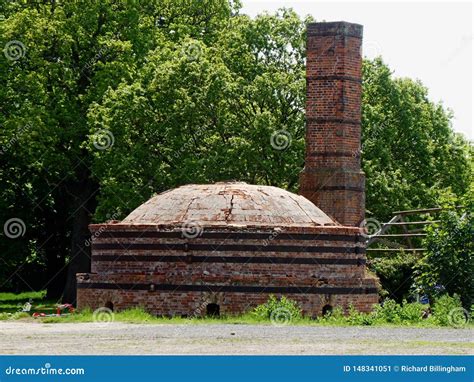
[121, 182, 338, 227]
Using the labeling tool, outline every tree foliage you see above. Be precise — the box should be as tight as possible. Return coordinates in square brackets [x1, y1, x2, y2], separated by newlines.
[369, 252, 418, 303]
[415, 192, 474, 308]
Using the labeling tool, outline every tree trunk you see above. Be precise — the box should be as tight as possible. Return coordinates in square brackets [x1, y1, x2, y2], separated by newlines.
[62, 171, 98, 304]
[43, 195, 69, 300]
[45, 245, 67, 300]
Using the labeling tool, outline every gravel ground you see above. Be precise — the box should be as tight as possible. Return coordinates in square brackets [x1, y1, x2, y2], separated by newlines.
[0, 322, 472, 355]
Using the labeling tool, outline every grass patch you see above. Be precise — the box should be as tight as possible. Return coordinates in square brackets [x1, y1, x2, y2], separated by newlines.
[0, 291, 46, 303]
[0, 290, 58, 316]
[1, 291, 472, 328]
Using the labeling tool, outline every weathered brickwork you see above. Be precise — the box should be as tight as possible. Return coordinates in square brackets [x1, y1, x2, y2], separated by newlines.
[300, 22, 366, 227]
[77, 224, 379, 316]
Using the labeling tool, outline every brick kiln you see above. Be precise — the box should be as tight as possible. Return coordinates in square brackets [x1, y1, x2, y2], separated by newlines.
[77, 21, 379, 317]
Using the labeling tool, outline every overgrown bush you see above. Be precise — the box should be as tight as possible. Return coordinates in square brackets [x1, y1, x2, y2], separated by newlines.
[346, 305, 376, 326]
[369, 252, 418, 302]
[252, 295, 302, 323]
[317, 299, 436, 326]
[416, 194, 474, 308]
[431, 294, 466, 326]
[399, 300, 425, 323]
[373, 299, 403, 323]
[320, 306, 346, 323]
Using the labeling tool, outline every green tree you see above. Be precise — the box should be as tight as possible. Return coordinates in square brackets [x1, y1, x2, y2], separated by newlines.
[88, 9, 308, 221]
[0, 0, 236, 300]
[361, 58, 472, 221]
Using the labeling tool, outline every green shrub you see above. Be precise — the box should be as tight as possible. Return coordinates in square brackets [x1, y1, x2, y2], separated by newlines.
[316, 300, 428, 326]
[346, 305, 376, 326]
[373, 299, 402, 324]
[252, 295, 302, 323]
[431, 294, 467, 326]
[399, 300, 425, 323]
[317, 306, 345, 324]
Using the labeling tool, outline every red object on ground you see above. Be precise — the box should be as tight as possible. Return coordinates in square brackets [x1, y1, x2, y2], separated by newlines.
[32, 304, 75, 318]
[56, 304, 75, 315]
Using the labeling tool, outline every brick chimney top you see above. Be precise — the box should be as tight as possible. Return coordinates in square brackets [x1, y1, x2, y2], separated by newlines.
[307, 21, 363, 37]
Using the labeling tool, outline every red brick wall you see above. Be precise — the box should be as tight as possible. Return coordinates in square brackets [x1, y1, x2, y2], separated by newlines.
[77, 224, 379, 317]
[300, 22, 365, 227]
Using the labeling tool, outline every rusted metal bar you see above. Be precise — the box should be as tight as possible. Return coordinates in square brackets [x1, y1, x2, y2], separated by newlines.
[367, 214, 400, 246]
[393, 207, 463, 215]
[385, 221, 440, 225]
[366, 248, 426, 252]
[375, 233, 426, 238]
[399, 215, 413, 248]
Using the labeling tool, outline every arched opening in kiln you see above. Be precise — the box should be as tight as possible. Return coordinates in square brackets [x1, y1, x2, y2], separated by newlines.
[206, 303, 220, 317]
[322, 304, 333, 317]
[105, 301, 114, 311]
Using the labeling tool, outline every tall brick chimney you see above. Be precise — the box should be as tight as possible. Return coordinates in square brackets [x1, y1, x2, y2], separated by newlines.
[299, 21, 365, 227]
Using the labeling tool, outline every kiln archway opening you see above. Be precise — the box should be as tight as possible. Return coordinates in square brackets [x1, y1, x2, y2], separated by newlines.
[322, 304, 333, 317]
[206, 303, 220, 317]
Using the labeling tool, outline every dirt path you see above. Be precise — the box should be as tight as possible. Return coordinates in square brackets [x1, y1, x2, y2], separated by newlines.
[0, 322, 472, 355]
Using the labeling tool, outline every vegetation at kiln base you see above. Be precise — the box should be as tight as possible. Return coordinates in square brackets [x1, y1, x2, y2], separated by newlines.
[0, 1, 472, 302]
[1, 292, 472, 328]
[251, 295, 302, 321]
[318, 296, 471, 327]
